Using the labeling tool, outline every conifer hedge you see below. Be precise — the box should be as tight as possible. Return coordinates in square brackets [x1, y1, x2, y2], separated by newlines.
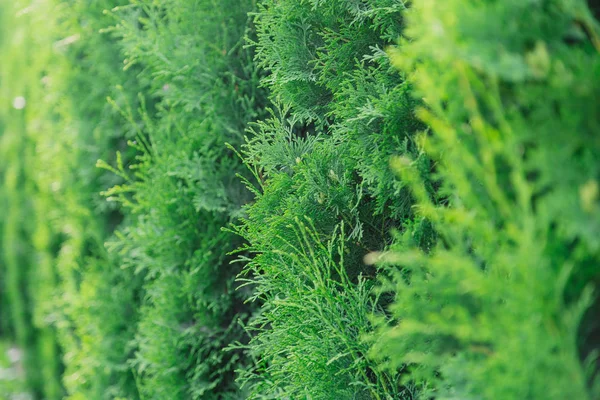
[0, 0, 598, 399]
[233, 1, 430, 398]
[373, 2, 600, 399]
[103, 1, 267, 398]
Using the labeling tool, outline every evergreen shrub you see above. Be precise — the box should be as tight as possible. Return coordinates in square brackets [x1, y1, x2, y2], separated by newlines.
[101, 0, 268, 398]
[235, 0, 431, 398]
[372, 1, 600, 399]
[1, 0, 599, 399]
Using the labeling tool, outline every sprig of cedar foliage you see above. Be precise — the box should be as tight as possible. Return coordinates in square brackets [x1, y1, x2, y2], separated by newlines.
[235, 0, 432, 398]
[372, 0, 600, 398]
[233, 220, 408, 399]
[251, 0, 430, 218]
[99, 1, 268, 398]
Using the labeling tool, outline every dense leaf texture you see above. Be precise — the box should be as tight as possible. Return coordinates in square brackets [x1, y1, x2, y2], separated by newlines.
[1, 0, 144, 398]
[373, 1, 600, 399]
[236, 0, 427, 398]
[104, 1, 267, 398]
[1, 0, 598, 399]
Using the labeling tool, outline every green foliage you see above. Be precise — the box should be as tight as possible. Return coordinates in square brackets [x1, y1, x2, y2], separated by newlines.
[1, 0, 147, 398]
[235, 0, 429, 398]
[235, 219, 407, 399]
[252, 0, 405, 122]
[252, 0, 429, 218]
[37, 1, 148, 398]
[0, 1, 68, 397]
[99, 0, 268, 397]
[372, 1, 600, 398]
[2, 0, 599, 399]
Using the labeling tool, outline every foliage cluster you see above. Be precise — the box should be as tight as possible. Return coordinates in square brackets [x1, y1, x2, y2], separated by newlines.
[101, 1, 268, 398]
[373, 1, 600, 399]
[233, 0, 431, 398]
[0, 0, 598, 399]
[0, 0, 145, 398]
